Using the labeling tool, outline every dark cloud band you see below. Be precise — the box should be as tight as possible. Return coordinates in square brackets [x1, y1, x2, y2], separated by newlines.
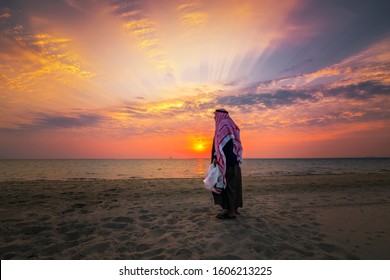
[216, 80, 389, 109]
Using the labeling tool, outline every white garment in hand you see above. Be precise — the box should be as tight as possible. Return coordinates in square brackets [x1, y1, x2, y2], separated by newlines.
[203, 164, 225, 193]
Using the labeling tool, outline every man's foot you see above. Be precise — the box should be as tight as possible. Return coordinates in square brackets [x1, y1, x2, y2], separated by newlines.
[216, 212, 236, 219]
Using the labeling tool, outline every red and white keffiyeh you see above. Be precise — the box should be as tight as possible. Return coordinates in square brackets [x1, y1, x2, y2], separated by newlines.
[214, 109, 243, 184]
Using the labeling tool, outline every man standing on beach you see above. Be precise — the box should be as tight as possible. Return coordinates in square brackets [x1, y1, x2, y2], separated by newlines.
[211, 109, 243, 219]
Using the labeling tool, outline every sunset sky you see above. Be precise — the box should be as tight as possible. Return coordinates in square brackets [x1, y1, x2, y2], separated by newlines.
[1, 0, 389, 159]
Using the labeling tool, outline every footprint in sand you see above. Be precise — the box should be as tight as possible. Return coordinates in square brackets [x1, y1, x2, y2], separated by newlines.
[113, 217, 133, 223]
[175, 248, 192, 258]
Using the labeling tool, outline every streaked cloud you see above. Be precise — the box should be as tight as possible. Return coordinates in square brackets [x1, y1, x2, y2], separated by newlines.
[0, 112, 105, 134]
[110, 0, 174, 74]
[0, 11, 10, 19]
[216, 80, 389, 109]
[178, 0, 209, 28]
[0, 17, 94, 94]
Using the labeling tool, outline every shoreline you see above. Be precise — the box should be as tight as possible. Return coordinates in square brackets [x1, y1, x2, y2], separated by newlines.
[1, 173, 390, 259]
[1, 171, 390, 182]
[2, 158, 389, 182]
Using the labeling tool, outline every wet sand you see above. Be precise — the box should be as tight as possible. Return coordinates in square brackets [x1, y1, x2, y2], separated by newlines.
[1, 174, 389, 259]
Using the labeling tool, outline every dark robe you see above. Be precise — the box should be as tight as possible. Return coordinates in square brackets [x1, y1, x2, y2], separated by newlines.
[211, 139, 243, 210]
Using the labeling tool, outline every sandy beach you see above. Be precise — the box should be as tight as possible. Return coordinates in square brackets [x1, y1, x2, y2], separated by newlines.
[1, 173, 390, 260]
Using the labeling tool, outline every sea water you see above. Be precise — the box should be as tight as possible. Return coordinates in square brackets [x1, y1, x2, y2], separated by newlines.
[1, 158, 390, 181]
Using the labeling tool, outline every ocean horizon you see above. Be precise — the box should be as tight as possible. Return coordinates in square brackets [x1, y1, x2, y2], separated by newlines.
[1, 158, 390, 181]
